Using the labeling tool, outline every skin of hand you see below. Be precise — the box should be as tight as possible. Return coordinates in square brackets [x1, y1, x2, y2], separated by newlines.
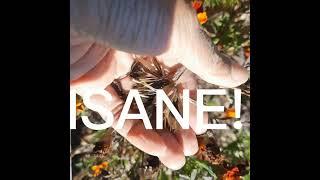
[70, 0, 249, 170]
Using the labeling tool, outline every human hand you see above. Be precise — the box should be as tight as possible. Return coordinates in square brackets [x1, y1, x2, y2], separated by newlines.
[70, 0, 248, 170]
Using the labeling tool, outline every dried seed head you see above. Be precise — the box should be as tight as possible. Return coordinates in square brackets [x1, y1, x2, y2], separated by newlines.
[113, 56, 186, 132]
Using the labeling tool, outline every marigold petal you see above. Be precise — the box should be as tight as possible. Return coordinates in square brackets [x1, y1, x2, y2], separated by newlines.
[223, 167, 240, 180]
[225, 108, 236, 118]
[101, 161, 109, 168]
[91, 165, 98, 171]
[192, 0, 203, 10]
[197, 12, 208, 25]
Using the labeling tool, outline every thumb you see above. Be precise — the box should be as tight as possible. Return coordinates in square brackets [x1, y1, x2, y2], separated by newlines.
[178, 35, 249, 88]
[160, 0, 249, 87]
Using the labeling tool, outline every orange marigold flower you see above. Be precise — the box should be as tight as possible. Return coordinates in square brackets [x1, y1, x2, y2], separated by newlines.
[223, 167, 240, 180]
[91, 162, 109, 177]
[91, 165, 102, 177]
[100, 161, 109, 168]
[199, 143, 206, 152]
[197, 12, 208, 25]
[93, 169, 102, 177]
[91, 165, 99, 171]
[76, 97, 85, 113]
[192, 0, 203, 10]
[225, 107, 236, 118]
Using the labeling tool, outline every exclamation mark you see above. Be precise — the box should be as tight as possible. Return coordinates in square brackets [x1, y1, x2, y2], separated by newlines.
[233, 89, 242, 129]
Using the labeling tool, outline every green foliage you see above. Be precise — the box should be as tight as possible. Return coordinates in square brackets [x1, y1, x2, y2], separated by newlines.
[243, 171, 250, 180]
[209, 14, 247, 53]
[158, 170, 170, 180]
[204, 0, 240, 8]
[91, 130, 107, 143]
[203, 0, 250, 55]
[175, 157, 217, 179]
[222, 130, 250, 164]
[73, 155, 97, 175]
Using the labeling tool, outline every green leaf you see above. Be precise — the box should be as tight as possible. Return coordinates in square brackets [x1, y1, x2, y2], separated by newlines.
[194, 159, 215, 177]
[158, 170, 169, 180]
[243, 172, 250, 180]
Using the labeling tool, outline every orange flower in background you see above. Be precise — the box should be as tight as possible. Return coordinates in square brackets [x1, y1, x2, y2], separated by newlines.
[196, 137, 207, 155]
[99, 161, 108, 169]
[192, 0, 203, 10]
[91, 161, 109, 177]
[197, 12, 208, 24]
[198, 143, 207, 153]
[223, 167, 240, 180]
[199, 143, 206, 152]
[192, 1, 207, 25]
[225, 107, 236, 118]
[76, 96, 85, 113]
[91, 165, 102, 177]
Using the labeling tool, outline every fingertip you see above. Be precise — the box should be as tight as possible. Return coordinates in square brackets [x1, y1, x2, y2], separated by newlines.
[230, 63, 249, 86]
[159, 155, 186, 170]
[70, 43, 110, 81]
[179, 48, 249, 87]
[157, 131, 186, 170]
[195, 112, 208, 135]
[175, 129, 199, 156]
[125, 123, 167, 156]
[189, 100, 208, 135]
[206, 62, 249, 88]
[70, 49, 116, 89]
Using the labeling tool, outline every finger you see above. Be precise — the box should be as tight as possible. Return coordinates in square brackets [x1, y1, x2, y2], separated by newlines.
[175, 129, 198, 156]
[181, 56, 249, 88]
[158, 1, 248, 88]
[77, 79, 167, 157]
[70, 50, 133, 90]
[70, 41, 94, 65]
[157, 131, 186, 170]
[71, 49, 115, 89]
[110, 77, 167, 157]
[177, 70, 208, 134]
[123, 122, 167, 157]
[70, 29, 93, 46]
[113, 113, 167, 156]
[70, 43, 110, 81]
[178, 32, 249, 87]
[189, 99, 208, 135]
[75, 83, 124, 118]
[78, 86, 165, 158]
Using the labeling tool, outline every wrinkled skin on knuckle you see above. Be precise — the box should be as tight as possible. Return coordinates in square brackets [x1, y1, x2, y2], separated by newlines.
[157, 0, 201, 61]
[70, 0, 177, 55]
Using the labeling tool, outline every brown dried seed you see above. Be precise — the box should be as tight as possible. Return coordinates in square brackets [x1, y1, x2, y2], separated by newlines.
[113, 56, 186, 132]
